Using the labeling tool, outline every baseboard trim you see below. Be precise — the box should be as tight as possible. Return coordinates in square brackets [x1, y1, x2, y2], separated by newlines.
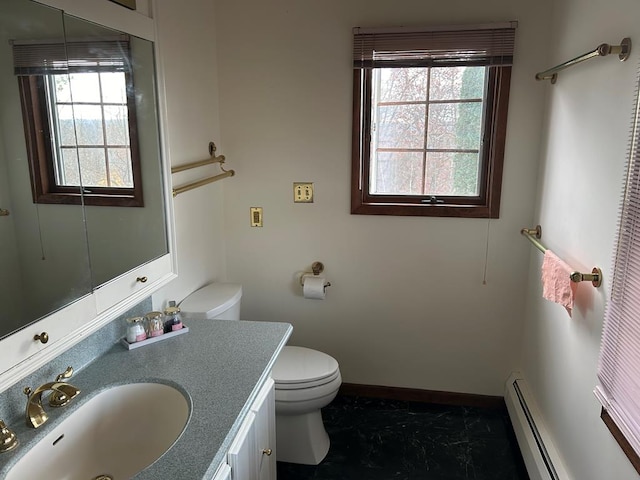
[339, 383, 505, 409]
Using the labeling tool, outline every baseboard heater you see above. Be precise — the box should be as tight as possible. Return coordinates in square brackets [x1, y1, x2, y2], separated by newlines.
[504, 373, 571, 480]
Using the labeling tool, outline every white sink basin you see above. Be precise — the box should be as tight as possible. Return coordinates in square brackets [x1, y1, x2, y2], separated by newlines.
[6, 382, 190, 480]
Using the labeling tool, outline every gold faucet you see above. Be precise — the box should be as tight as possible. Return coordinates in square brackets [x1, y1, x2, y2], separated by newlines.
[23, 366, 81, 429]
[0, 420, 18, 452]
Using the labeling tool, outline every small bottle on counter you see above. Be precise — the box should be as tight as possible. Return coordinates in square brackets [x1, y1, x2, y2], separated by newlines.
[164, 302, 183, 333]
[144, 311, 165, 338]
[126, 316, 147, 343]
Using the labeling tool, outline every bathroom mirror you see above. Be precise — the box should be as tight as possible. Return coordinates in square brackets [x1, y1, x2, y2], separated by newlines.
[62, 13, 168, 288]
[0, 0, 168, 340]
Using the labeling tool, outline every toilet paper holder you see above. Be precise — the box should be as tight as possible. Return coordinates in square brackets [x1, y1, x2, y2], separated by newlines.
[299, 261, 331, 287]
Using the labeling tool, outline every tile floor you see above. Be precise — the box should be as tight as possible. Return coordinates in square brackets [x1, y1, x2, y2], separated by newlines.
[277, 395, 529, 480]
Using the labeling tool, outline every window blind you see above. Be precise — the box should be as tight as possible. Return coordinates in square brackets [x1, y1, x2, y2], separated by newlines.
[353, 22, 517, 68]
[595, 65, 640, 459]
[12, 36, 131, 75]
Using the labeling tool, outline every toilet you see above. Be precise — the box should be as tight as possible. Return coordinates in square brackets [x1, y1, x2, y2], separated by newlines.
[179, 283, 342, 466]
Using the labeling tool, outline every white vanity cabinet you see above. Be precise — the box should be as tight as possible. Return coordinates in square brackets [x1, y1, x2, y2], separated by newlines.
[252, 378, 277, 480]
[226, 378, 277, 480]
[210, 463, 232, 480]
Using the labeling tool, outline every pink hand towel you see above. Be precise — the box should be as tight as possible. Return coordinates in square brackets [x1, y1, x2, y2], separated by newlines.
[541, 250, 576, 317]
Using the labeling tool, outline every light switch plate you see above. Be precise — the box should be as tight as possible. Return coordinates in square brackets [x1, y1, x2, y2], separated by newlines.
[293, 182, 314, 203]
[250, 207, 263, 227]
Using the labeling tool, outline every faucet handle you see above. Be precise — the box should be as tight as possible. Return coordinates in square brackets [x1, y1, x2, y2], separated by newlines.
[0, 420, 18, 453]
[55, 366, 74, 382]
[49, 383, 80, 408]
[49, 368, 80, 408]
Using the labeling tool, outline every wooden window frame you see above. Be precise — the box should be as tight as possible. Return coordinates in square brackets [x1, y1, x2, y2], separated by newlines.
[600, 408, 640, 475]
[350, 23, 516, 218]
[18, 73, 144, 208]
[351, 64, 511, 218]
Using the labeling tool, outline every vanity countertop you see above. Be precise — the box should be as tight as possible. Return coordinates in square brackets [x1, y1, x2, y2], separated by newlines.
[0, 318, 292, 480]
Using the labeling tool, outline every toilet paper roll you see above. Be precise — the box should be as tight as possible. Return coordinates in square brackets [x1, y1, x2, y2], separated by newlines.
[303, 275, 328, 300]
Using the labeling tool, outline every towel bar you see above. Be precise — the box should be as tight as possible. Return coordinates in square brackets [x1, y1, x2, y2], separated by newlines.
[171, 142, 235, 197]
[521, 225, 602, 287]
[570, 268, 602, 288]
[535, 37, 631, 84]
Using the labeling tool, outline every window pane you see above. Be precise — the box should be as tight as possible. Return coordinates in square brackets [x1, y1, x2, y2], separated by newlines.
[101, 72, 127, 103]
[430, 67, 485, 100]
[456, 102, 483, 150]
[378, 68, 428, 102]
[425, 152, 479, 196]
[104, 105, 129, 145]
[57, 105, 76, 146]
[77, 148, 107, 187]
[53, 75, 71, 103]
[376, 104, 425, 149]
[371, 151, 423, 195]
[69, 72, 100, 103]
[72, 105, 104, 145]
[108, 148, 133, 187]
[425, 151, 453, 195]
[427, 103, 457, 150]
[59, 148, 81, 186]
[427, 102, 482, 150]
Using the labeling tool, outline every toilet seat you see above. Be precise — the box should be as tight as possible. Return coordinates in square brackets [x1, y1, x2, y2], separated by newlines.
[274, 371, 342, 404]
[275, 369, 340, 390]
[272, 346, 339, 388]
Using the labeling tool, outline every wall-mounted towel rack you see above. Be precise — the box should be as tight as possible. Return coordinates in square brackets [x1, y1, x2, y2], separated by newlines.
[171, 142, 235, 197]
[521, 225, 602, 287]
[535, 37, 631, 84]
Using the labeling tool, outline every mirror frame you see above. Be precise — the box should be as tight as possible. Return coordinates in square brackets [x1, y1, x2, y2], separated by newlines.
[0, 0, 177, 392]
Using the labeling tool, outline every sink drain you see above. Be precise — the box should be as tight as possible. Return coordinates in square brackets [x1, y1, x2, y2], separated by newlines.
[93, 476, 113, 480]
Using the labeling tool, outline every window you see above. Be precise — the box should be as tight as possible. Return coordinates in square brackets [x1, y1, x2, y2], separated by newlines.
[14, 37, 143, 207]
[351, 23, 517, 217]
[595, 69, 640, 474]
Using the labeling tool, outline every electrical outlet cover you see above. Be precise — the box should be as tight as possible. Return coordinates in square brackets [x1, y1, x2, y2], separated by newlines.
[250, 207, 263, 227]
[293, 182, 314, 203]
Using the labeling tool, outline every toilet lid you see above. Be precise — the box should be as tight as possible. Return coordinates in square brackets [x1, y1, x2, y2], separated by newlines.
[272, 346, 339, 385]
[179, 283, 242, 319]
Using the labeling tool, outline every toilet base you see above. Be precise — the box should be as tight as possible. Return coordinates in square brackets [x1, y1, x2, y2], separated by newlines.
[275, 410, 330, 465]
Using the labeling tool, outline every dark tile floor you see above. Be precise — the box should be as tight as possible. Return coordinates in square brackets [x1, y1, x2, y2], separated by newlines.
[277, 395, 529, 480]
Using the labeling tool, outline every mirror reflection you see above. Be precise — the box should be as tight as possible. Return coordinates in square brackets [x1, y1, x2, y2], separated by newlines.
[0, 0, 168, 339]
[61, 14, 168, 288]
[0, 0, 91, 338]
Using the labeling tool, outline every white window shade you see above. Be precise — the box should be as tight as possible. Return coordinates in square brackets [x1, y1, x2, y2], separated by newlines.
[12, 36, 131, 75]
[353, 22, 517, 68]
[595, 65, 640, 461]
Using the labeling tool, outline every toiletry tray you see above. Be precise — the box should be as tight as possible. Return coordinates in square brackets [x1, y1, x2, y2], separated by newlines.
[120, 325, 189, 350]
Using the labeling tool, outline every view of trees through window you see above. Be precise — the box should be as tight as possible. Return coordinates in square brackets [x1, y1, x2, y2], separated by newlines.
[47, 71, 133, 189]
[370, 66, 485, 197]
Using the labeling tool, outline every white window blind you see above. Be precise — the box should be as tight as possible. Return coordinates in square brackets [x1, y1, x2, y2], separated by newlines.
[12, 36, 131, 75]
[353, 22, 517, 68]
[595, 65, 640, 460]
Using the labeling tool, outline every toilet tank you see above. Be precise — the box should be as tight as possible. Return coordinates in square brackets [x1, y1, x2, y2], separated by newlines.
[179, 283, 242, 321]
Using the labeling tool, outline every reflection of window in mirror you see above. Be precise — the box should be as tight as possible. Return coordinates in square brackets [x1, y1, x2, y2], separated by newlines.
[13, 36, 143, 207]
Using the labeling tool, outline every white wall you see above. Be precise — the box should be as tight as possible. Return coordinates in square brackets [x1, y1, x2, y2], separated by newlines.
[520, 0, 640, 478]
[152, 0, 228, 308]
[214, 0, 552, 395]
